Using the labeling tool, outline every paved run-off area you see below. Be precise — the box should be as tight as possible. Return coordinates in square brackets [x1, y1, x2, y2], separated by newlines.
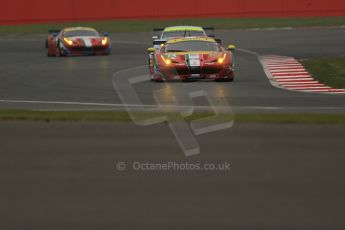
[1, 121, 345, 229]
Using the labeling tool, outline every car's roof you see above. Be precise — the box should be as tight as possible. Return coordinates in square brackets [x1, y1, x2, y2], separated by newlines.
[163, 26, 204, 32]
[63, 27, 98, 32]
[166, 37, 216, 44]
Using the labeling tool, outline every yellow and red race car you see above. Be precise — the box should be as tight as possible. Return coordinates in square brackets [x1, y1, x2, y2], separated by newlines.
[148, 37, 236, 82]
[46, 27, 111, 57]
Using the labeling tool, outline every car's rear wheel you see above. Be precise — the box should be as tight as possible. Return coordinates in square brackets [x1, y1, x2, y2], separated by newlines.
[152, 72, 164, 82]
[154, 78, 164, 83]
[225, 77, 234, 82]
[225, 70, 235, 82]
[56, 41, 66, 57]
[46, 40, 54, 57]
[149, 71, 154, 81]
[154, 76, 164, 82]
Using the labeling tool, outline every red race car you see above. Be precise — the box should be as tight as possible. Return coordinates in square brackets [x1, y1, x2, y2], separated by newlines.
[148, 37, 236, 82]
[46, 27, 111, 57]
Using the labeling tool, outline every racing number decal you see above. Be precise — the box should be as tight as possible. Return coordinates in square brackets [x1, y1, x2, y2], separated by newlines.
[188, 54, 201, 67]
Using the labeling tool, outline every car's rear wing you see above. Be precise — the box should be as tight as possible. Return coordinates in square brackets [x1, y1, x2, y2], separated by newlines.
[202, 27, 216, 37]
[153, 39, 167, 46]
[202, 27, 215, 31]
[152, 28, 165, 39]
[215, 38, 222, 45]
[153, 28, 165, 32]
[48, 30, 61, 36]
[154, 27, 215, 32]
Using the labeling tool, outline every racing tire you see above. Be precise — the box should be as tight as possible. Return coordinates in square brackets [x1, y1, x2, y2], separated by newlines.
[182, 77, 192, 82]
[224, 70, 235, 82]
[225, 77, 234, 82]
[154, 78, 164, 83]
[149, 72, 154, 81]
[154, 76, 164, 83]
[56, 41, 65, 57]
[46, 40, 54, 57]
[47, 50, 54, 57]
[215, 77, 234, 82]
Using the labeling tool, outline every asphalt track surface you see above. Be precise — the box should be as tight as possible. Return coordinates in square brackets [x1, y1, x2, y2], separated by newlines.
[0, 27, 345, 112]
[1, 27, 345, 229]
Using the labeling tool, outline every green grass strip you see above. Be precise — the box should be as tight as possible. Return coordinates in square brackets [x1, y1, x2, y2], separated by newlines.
[301, 57, 345, 89]
[1, 17, 345, 35]
[0, 110, 345, 124]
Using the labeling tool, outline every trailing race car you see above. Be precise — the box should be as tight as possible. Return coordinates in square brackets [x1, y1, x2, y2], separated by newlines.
[148, 37, 236, 82]
[46, 27, 111, 57]
[152, 26, 218, 49]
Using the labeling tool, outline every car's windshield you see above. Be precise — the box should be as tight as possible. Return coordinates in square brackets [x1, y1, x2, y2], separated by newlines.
[162, 30, 205, 39]
[164, 41, 222, 52]
[64, 29, 99, 37]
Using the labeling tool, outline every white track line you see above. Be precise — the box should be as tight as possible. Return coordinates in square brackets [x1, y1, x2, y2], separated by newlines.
[279, 81, 320, 84]
[270, 68, 304, 73]
[276, 78, 314, 81]
[288, 86, 332, 90]
[268, 62, 302, 64]
[272, 72, 310, 76]
[275, 77, 312, 80]
[279, 84, 325, 87]
[2, 99, 345, 111]
[275, 77, 313, 80]
[274, 75, 311, 78]
[269, 67, 306, 69]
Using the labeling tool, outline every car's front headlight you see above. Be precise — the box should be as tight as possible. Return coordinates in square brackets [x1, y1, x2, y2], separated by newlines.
[102, 37, 108, 45]
[63, 37, 73, 46]
[161, 55, 172, 65]
[217, 53, 227, 64]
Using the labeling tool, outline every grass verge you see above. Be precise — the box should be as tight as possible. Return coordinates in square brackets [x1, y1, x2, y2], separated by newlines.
[1, 17, 345, 35]
[0, 110, 345, 124]
[301, 57, 345, 89]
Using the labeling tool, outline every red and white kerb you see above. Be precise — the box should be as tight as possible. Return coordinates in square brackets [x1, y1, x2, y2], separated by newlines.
[261, 55, 345, 95]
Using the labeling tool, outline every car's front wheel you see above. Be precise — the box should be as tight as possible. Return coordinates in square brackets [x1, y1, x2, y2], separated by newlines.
[153, 74, 164, 82]
[56, 41, 66, 57]
[46, 40, 55, 57]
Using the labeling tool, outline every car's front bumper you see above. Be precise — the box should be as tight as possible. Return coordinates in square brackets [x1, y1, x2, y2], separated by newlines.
[155, 65, 234, 81]
[60, 44, 111, 56]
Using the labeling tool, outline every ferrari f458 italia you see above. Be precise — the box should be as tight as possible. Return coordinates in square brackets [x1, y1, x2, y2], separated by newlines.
[46, 27, 111, 57]
[148, 37, 236, 82]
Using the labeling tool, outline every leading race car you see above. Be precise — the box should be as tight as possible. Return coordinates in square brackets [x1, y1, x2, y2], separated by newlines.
[46, 27, 111, 57]
[148, 37, 236, 82]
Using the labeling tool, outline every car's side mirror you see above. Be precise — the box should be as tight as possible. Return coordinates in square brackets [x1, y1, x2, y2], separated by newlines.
[104, 32, 109, 37]
[147, 47, 155, 53]
[152, 36, 159, 39]
[228, 45, 236, 51]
